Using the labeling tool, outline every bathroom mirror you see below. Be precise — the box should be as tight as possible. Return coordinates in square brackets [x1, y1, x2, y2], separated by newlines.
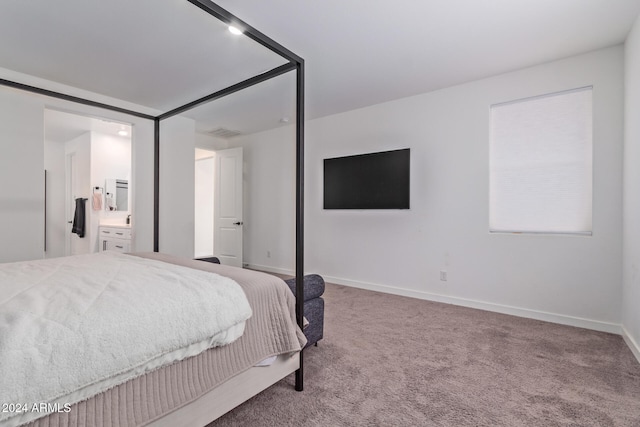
[105, 179, 129, 212]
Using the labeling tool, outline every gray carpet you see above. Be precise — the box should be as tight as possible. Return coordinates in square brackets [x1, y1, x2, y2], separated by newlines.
[209, 283, 640, 426]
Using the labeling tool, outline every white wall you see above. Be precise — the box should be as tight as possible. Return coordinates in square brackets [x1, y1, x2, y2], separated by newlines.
[235, 46, 625, 332]
[159, 116, 196, 259]
[0, 88, 45, 262]
[129, 119, 155, 253]
[623, 15, 640, 359]
[44, 138, 66, 258]
[195, 133, 228, 151]
[0, 83, 155, 262]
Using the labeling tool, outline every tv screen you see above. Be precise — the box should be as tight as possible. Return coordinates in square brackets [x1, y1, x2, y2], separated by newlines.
[323, 148, 410, 209]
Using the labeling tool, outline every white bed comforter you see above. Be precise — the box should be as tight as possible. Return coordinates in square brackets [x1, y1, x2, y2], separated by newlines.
[0, 252, 252, 427]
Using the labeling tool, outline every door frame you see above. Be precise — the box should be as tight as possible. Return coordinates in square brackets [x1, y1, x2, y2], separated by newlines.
[65, 151, 76, 256]
[194, 150, 216, 258]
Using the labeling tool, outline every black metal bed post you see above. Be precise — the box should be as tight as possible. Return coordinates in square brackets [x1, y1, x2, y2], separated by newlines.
[153, 118, 160, 252]
[294, 60, 305, 392]
[188, 0, 307, 392]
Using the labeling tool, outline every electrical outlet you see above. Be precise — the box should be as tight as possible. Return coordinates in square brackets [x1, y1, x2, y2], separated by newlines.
[440, 271, 447, 281]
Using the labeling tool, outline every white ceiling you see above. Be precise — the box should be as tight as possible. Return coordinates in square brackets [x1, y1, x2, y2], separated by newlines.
[215, 0, 640, 122]
[186, 71, 295, 135]
[44, 109, 132, 144]
[2, 1, 640, 138]
[0, 0, 285, 111]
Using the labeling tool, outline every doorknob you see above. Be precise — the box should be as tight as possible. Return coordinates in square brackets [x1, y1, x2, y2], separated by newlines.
[233, 221, 244, 226]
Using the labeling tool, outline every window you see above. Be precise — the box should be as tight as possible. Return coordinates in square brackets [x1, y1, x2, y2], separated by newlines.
[489, 87, 593, 235]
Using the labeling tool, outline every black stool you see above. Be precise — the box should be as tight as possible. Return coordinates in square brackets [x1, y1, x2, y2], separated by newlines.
[195, 257, 221, 264]
[284, 274, 325, 348]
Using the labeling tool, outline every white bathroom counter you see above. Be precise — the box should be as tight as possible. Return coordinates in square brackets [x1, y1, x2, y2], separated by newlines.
[99, 223, 131, 229]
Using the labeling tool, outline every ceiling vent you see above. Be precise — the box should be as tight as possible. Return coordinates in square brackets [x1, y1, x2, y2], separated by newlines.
[207, 127, 242, 139]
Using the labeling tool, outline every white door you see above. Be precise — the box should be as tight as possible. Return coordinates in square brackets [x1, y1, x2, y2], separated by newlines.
[214, 147, 243, 267]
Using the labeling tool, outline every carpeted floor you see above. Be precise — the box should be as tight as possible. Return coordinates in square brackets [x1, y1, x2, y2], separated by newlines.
[209, 283, 640, 426]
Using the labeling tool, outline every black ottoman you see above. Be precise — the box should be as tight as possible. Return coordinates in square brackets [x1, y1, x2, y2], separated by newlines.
[195, 256, 221, 264]
[284, 274, 325, 348]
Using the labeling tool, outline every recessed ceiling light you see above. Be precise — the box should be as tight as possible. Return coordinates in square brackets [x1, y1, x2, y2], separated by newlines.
[228, 25, 243, 35]
[118, 129, 128, 137]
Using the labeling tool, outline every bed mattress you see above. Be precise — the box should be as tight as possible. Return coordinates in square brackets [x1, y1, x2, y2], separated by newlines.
[3, 253, 305, 427]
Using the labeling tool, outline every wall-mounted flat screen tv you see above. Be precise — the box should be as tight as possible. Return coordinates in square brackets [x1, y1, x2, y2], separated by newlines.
[323, 148, 410, 209]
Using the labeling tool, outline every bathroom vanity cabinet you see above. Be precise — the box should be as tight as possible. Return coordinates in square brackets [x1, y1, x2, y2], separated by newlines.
[99, 225, 131, 253]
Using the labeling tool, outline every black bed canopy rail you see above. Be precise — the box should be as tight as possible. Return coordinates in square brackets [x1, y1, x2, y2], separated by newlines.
[0, 0, 306, 391]
[158, 62, 297, 121]
[185, 0, 304, 65]
[0, 77, 156, 121]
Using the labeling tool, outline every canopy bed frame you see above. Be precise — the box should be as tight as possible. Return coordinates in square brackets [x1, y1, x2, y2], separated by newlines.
[0, 0, 306, 399]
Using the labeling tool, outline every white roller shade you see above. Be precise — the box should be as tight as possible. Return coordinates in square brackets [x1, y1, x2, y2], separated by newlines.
[489, 87, 593, 235]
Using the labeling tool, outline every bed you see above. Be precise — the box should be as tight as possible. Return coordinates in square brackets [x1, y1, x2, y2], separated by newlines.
[0, 252, 306, 427]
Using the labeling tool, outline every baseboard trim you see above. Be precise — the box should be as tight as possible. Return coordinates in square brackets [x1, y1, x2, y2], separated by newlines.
[622, 326, 640, 364]
[321, 274, 622, 335]
[245, 263, 294, 277]
[248, 265, 625, 337]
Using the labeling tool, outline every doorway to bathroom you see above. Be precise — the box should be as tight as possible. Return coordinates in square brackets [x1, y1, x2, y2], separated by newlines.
[44, 109, 132, 258]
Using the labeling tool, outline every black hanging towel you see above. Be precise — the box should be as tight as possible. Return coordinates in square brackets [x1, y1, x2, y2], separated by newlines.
[72, 198, 88, 238]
